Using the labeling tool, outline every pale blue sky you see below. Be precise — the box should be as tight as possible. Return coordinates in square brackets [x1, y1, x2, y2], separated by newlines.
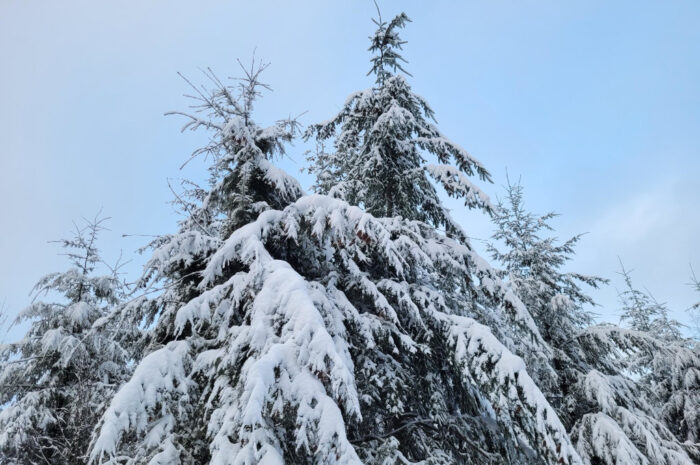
[1, 1, 699, 334]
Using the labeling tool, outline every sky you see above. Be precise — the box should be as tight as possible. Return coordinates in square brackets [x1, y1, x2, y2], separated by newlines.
[1, 1, 699, 337]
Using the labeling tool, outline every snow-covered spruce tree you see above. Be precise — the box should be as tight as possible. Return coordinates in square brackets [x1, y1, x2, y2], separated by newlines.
[613, 265, 699, 461]
[90, 61, 304, 464]
[572, 324, 699, 465]
[305, 12, 492, 238]
[299, 10, 573, 465]
[487, 178, 606, 396]
[487, 181, 697, 464]
[91, 14, 580, 465]
[0, 215, 134, 465]
[653, 338, 700, 463]
[569, 268, 697, 464]
[118, 61, 305, 362]
[304, 11, 549, 368]
[617, 260, 682, 340]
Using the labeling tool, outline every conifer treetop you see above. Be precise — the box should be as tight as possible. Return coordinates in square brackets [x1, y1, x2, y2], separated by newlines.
[167, 59, 303, 235]
[0, 215, 133, 465]
[617, 259, 682, 340]
[307, 10, 492, 239]
[488, 177, 607, 345]
[367, 5, 412, 85]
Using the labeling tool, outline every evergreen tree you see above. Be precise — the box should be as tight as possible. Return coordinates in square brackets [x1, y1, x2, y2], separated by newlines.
[612, 265, 699, 461]
[91, 62, 305, 465]
[124, 60, 305, 359]
[653, 338, 700, 462]
[91, 13, 581, 465]
[572, 324, 698, 465]
[305, 10, 491, 240]
[488, 181, 697, 464]
[617, 260, 682, 339]
[305, 9, 547, 374]
[0, 215, 134, 465]
[488, 179, 605, 344]
[487, 179, 606, 396]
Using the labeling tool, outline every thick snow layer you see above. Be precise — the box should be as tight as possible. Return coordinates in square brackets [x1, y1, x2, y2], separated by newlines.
[90, 341, 193, 462]
[444, 313, 582, 465]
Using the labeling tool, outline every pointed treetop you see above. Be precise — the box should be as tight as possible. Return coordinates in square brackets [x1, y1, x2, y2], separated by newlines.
[307, 7, 492, 235]
[367, 4, 412, 84]
[165, 58, 303, 235]
[617, 258, 682, 340]
[53, 211, 110, 277]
